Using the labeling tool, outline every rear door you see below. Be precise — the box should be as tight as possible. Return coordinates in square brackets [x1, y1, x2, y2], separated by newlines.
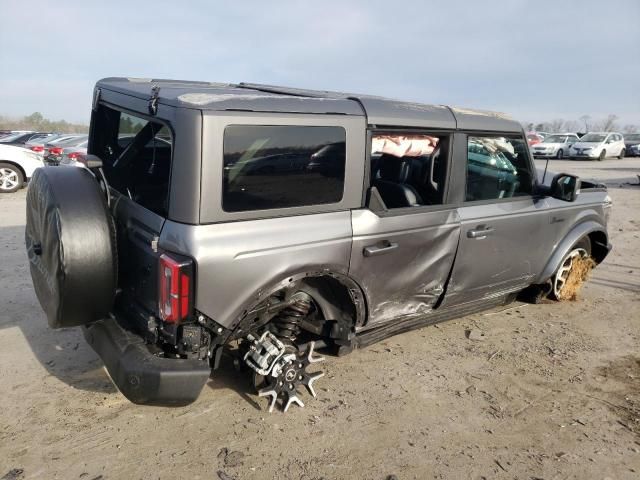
[349, 131, 461, 326]
[444, 132, 552, 305]
[90, 103, 175, 331]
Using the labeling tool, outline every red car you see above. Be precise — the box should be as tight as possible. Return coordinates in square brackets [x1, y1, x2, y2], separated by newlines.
[527, 132, 544, 146]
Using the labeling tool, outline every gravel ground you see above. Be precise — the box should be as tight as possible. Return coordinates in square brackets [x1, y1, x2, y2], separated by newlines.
[1, 158, 639, 480]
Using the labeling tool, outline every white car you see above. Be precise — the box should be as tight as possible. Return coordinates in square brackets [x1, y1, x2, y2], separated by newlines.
[570, 132, 626, 161]
[531, 133, 580, 159]
[0, 144, 45, 193]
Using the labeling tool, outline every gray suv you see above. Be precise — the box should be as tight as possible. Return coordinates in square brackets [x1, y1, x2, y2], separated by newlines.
[25, 78, 612, 411]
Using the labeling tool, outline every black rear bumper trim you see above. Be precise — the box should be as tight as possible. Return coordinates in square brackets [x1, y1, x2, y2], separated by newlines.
[83, 317, 210, 406]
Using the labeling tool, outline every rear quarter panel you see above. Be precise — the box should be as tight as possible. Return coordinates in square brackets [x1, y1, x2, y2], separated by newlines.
[159, 212, 354, 328]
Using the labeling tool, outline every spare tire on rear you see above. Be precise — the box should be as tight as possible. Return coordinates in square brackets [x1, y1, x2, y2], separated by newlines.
[25, 167, 117, 329]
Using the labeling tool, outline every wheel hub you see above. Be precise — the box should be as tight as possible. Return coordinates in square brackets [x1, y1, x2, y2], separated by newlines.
[256, 342, 324, 413]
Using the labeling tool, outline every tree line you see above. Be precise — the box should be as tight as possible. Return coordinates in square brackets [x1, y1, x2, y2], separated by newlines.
[0, 112, 88, 134]
[523, 114, 638, 134]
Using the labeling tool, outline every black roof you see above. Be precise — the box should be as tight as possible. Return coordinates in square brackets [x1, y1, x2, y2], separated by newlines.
[96, 77, 522, 132]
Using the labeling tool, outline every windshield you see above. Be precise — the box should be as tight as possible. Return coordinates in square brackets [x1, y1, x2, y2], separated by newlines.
[580, 133, 607, 143]
[543, 135, 567, 143]
[625, 134, 640, 141]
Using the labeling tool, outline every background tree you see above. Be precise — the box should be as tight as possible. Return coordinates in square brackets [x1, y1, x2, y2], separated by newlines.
[0, 112, 88, 133]
[579, 115, 591, 132]
[600, 114, 619, 132]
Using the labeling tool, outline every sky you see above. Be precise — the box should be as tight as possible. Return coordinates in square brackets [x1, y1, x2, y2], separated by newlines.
[1, 0, 639, 126]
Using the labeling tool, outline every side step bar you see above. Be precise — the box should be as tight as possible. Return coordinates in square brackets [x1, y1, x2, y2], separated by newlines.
[83, 317, 211, 406]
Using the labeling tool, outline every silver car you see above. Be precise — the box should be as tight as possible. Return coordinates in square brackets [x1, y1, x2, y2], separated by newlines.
[531, 133, 580, 159]
[25, 78, 612, 411]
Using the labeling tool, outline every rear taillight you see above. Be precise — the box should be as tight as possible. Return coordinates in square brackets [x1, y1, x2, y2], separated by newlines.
[30, 146, 44, 153]
[49, 147, 63, 155]
[159, 253, 193, 323]
[67, 151, 82, 160]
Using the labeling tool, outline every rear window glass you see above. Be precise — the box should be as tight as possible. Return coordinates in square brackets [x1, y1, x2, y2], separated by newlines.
[222, 125, 346, 212]
[93, 106, 173, 216]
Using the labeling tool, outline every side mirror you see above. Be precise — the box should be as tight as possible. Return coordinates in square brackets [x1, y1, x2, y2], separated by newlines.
[550, 173, 580, 202]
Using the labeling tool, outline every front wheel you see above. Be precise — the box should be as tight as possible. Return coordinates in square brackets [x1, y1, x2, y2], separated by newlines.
[618, 149, 625, 159]
[598, 150, 606, 161]
[0, 162, 24, 193]
[550, 237, 593, 301]
[556, 149, 564, 159]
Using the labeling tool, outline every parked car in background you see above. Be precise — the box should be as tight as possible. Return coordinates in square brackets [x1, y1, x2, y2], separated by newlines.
[0, 131, 51, 146]
[570, 132, 626, 160]
[0, 131, 34, 145]
[24, 133, 65, 155]
[531, 133, 580, 159]
[0, 144, 45, 193]
[526, 132, 544, 146]
[624, 133, 640, 157]
[56, 140, 89, 167]
[42, 135, 88, 164]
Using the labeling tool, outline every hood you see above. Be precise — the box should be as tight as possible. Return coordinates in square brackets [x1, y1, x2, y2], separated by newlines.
[572, 141, 602, 149]
[533, 142, 562, 148]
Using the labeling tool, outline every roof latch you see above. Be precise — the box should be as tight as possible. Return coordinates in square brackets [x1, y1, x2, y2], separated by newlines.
[148, 85, 160, 115]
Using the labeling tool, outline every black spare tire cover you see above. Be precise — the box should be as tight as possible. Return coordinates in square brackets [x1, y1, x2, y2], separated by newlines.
[25, 167, 117, 329]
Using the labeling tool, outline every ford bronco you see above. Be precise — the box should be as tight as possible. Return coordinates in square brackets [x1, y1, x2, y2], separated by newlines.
[25, 78, 612, 411]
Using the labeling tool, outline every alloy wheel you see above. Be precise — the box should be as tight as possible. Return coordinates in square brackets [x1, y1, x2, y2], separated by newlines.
[0, 167, 20, 192]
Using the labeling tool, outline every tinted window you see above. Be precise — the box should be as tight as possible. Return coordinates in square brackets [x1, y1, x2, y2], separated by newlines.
[465, 135, 533, 201]
[223, 125, 345, 212]
[93, 106, 173, 216]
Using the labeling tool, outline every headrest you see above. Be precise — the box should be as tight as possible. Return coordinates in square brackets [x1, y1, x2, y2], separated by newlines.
[378, 154, 411, 182]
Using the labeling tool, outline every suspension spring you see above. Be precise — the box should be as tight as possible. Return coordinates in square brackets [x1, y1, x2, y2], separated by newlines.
[271, 292, 312, 342]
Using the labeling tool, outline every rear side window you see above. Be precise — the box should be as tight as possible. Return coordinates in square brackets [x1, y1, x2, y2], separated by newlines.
[92, 106, 173, 216]
[222, 125, 346, 212]
[465, 135, 533, 201]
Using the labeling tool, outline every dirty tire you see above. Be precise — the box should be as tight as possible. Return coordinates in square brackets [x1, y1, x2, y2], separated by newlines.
[556, 149, 563, 159]
[550, 237, 594, 302]
[0, 162, 24, 193]
[25, 167, 117, 328]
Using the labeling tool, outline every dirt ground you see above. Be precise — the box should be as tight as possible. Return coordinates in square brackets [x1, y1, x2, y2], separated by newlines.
[1, 158, 639, 480]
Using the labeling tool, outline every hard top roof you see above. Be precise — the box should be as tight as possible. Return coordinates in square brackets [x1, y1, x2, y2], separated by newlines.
[97, 77, 522, 132]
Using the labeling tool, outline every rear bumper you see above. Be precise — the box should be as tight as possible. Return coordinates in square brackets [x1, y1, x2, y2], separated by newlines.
[83, 317, 210, 406]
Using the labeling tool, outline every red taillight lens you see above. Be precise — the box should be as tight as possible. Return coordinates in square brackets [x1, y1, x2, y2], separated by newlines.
[158, 253, 193, 323]
[67, 151, 82, 160]
[49, 147, 63, 155]
[30, 146, 44, 152]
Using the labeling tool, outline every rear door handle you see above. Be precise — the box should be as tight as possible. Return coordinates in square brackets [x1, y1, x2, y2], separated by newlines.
[467, 226, 494, 239]
[363, 241, 398, 257]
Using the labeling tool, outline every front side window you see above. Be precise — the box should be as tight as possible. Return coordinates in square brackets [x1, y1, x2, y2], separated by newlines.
[465, 135, 533, 201]
[369, 133, 449, 209]
[93, 106, 173, 216]
[222, 125, 346, 212]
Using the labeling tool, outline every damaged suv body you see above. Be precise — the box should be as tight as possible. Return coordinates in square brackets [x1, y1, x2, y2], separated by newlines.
[25, 78, 612, 410]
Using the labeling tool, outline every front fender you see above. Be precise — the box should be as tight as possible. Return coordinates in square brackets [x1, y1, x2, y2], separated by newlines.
[536, 220, 609, 283]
